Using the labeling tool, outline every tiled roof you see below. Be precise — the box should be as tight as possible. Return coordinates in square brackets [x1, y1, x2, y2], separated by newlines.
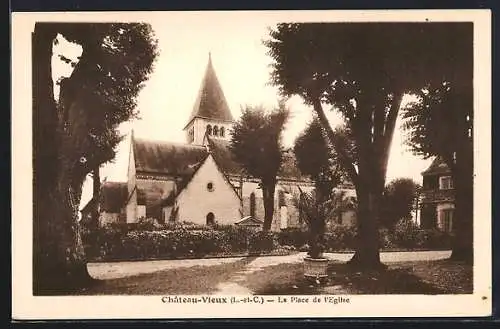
[206, 138, 243, 176]
[207, 137, 309, 181]
[100, 182, 128, 213]
[422, 157, 451, 176]
[235, 216, 264, 226]
[133, 138, 208, 175]
[184, 54, 234, 129]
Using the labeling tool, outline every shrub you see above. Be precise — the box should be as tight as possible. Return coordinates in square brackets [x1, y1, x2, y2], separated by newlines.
[392, 218, 421, 249]
[248, 231, 275, 254]
[277, 228, 308, 248]
[84, 223, 280, 261]
[323, 224, 358, 251]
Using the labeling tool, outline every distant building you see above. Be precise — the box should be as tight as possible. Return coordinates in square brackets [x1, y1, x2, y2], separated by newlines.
[83, 54, 356, 231]
[419, 157, 455, 232]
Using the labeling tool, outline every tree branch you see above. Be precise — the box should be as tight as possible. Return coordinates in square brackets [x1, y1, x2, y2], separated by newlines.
[312, 97, 359, 190]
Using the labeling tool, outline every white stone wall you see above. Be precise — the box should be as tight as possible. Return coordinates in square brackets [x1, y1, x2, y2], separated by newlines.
[99, 212, 120, 226]
[172, 155, 241, 225]
[186, 118, 233, 146]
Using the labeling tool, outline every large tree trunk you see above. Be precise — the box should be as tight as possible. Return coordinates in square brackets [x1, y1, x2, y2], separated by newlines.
[348, 182, 385, 270]
[261, 181, 276, 232]
[449, 148, 473, 264]
[33, 23, 93, 295]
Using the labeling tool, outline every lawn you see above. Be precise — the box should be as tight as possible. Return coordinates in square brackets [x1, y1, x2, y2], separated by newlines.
[77, 257, 254, 295]
[73, 257, 471, 295]
[243, 259, 472, 295]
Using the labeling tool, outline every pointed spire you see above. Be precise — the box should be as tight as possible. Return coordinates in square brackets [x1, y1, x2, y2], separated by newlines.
[183, 53, 234, 129]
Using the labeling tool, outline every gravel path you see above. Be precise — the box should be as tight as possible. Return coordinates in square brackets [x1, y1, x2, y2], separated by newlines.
[87, 257, 245, 280]
[88, 250, 451, 281]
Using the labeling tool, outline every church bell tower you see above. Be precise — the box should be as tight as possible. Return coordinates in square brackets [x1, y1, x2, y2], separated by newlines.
[183, 53, 234, 145]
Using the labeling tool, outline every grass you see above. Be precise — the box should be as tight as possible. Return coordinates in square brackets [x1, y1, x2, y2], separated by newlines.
[243, 259, 472, 295]
[77, 257, 255, 295]
[73, 257, 471, 295]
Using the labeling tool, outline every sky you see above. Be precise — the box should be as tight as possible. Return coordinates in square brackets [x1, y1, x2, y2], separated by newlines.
[49, 13, 433, 210]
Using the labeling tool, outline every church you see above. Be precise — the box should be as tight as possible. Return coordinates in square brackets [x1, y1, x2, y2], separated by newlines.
[81, 54, 356, 231]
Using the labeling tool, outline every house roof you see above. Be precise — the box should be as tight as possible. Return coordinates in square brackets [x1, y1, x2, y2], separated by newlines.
[184, 53, 234, 129]
[235, 216, 264, 226]
[100, 182, 128, 213]
[133, 137, 208, 175]
[422, 157, 451, 176]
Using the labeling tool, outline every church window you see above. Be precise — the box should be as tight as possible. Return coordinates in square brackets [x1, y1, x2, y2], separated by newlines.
[206, 212, 215, 226]
[250, 192, 256, 217]
[220, 127, 225, 137]
[206, 125, 212, 135]
[213, 125, 219, 136]
[207, 182, 214, 192]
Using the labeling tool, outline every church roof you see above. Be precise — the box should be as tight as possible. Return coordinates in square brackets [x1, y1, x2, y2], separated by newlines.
[133, 138, 208, 175]
[184, 54, 234, 129]
[206, 137, 309, 181]
[100, 182, 128, 213]
[235, 216, 264, 226]
[422, 156, 451, 176]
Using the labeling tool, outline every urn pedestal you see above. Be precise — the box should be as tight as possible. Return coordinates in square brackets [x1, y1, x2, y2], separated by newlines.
[303, 257, 329, 278]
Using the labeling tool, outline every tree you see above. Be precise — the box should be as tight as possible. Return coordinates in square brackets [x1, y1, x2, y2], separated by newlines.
[265, 23, 471, 269]
[229, 104, 289, 231]
[380, 178, 421, 229]
[402, 82, 473, 263]
[33, 23, 158, 294]
[293, 119, 343, 258]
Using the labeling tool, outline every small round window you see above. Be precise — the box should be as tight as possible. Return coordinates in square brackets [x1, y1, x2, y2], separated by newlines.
[207, 182, 214, 192]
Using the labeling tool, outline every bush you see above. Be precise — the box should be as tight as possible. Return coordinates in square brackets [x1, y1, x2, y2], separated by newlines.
[277, 228, 308, 248]
[248, 231, 275, 254]
[392, 218, 421, 249]
[84, 223, 280, 261]
[323, 224, 358, 251]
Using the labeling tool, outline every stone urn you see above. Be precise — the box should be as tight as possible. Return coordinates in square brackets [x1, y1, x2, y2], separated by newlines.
[303, 256, 329, 279]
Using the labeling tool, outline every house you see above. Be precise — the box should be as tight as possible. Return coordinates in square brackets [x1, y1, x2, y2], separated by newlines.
[419, 157, 455, 232]
[80, 181, 127, 227]
[85, 54, 356, 231]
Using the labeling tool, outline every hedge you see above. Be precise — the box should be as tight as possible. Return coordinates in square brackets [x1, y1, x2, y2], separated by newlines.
[82, 222, 277, 261]
[82, 218, 453, 261]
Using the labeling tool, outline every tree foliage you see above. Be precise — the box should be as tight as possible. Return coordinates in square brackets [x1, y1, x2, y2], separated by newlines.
[265, 22, 471, 269]
[380, 178, 421, 229]
[402, 82, 473, 262]
[402, 82, 473, 170]
[229, 104, 289, 231]
[293, 118, 353, 197]
[33, 22, 159, 293]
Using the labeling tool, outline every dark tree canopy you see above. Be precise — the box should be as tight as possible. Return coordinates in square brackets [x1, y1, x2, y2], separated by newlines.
[229, 103, 289, 231]
[230, 104, 289, 182]
[380, 178, 421, 229]
[265, 22, 472, 269]
[402, 82, 473, 169]
[293, 118, 351, 197]
[266, 23, 472, 104]
[33, 22, 159, 293]
[59, 23, 159, 175]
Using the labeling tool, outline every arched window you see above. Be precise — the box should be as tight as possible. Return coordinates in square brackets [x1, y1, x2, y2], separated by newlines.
[250, 192, 256, 217]
[220, 127, 225, 137]
[206, 212, 215, 226]
[213, 125, 219, 136]
[206, 125, 212, 135]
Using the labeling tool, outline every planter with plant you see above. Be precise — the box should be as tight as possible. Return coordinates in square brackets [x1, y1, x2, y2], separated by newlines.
[296, 188, 335, 279]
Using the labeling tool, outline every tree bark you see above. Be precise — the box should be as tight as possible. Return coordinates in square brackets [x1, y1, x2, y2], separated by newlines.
[261, 180, 276, 232]
[33, 23, 93, 295]
[449, 149, 473, 264]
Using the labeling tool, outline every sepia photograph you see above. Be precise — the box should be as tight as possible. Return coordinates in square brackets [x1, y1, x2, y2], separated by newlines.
[12, 10, 491, 319]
